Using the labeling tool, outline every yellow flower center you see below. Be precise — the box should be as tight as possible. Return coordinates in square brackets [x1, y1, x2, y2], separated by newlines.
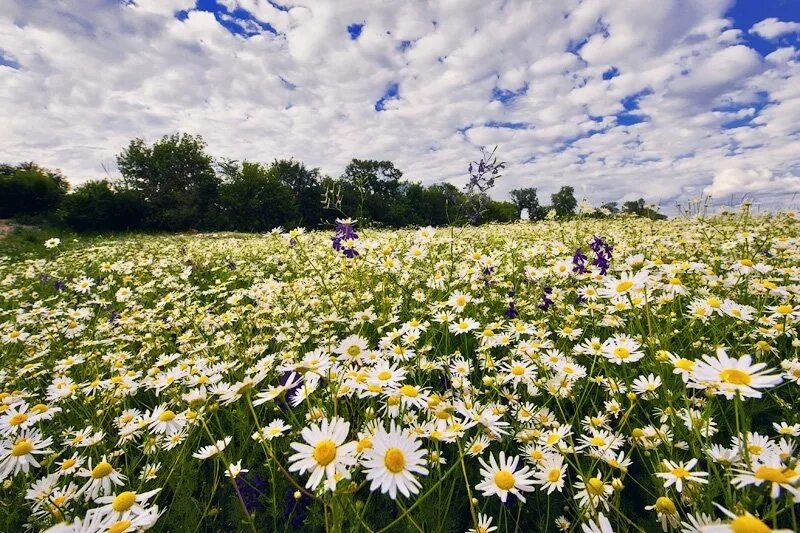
[399, 384, 418, 397]
[730, 515, 771, 533]
[590, 436, 606, 446]
[377, 371, 392, 381]
[357, 437, 372, 453]
[655, 496, 676, 514]
[613, 347, 631, 359]
[776, 304, 792, 315]
[92, 461, 113, 479]
[707, 297, 721, 308]
[455, 296, 466, 307]
[739, 259, 754, 267]
[669, 278, 682, 285]
[11, 439, 33, 456]
[384, 448, 406, 473]
[494, 470, 516, 490]
[586, 477, 605, 496]
[615, 280, 633, 293]
[674, 358, 694, 371]
[108, 520, 133, 533]
[547, 468, 561, 482]
[671, 467, 689, 478]
[61, 458, 77, 470]
[754, 466, 796, 484]
[112, 491, 137, 512]
[313, 439, 337, 466]
[720, 369, 751, 386]
[8, 413, 28, 426]
[511, 365, 525, 376]
[346, 345, 361, 357]
[158, 410, 176, 422]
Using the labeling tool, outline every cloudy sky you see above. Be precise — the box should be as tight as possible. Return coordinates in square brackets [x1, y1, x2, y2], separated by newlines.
[2, 1, 800, 212]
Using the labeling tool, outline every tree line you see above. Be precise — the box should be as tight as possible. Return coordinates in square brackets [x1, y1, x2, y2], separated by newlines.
[0, 133, 664, 233]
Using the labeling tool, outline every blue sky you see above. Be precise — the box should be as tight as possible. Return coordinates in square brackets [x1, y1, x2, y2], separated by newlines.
[2, 0, 800, 212]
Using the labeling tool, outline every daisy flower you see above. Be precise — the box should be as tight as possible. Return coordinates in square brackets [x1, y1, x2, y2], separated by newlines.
[466, 513, 498, 533]
[690, 347, 782, 399]
[475, 451, 536, 503]
[731, 454, 800, 499]
[533, 454, 567, 494]
[656, 458, 708, 493]
[288, 417, 357, 492]
[573, 473, 613, 512]
[601, 335, 645, 365]
[645, 496, 680, 532]
[76, 456, 127, 500]
[361, 424, 428, 499]
[192, 436, 232, 460]
[93, 488, 161, 524]
[0, 429, 53, 481]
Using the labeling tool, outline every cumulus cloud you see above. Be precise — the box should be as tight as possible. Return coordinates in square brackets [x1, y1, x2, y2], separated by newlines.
[751, 18, 800, 40]
[0, 0, 799, 213]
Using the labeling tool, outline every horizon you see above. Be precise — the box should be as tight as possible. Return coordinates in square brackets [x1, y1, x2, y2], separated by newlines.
[2, 0, 800, 214]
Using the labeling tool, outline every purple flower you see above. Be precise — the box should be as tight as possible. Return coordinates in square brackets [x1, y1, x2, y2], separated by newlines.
[538, 287, 554, 311]
[572, 248, 588, 274]
[331, 218, 359, 258]
[589, 235, 613, 275]
[504, 291, 518, 318]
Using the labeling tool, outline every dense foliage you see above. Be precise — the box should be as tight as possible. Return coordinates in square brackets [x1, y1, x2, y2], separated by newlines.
[0, 210, 799, 532]
[2, 134, 667, 234]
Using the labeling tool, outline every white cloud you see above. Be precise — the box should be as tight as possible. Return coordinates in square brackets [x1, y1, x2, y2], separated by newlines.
[704, 167, 800, 200]
[751, 18, 800, 40]
[0, 0, 799, 213]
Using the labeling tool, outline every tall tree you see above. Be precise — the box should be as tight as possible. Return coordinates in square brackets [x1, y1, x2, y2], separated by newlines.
[272, 159, 324, 228]
[551, 186, 577, 218]
[510, 187, 543, 220]
[116, 133, 220, 230]
[218, 160, 299, 231]
[0, 163, 68, 218]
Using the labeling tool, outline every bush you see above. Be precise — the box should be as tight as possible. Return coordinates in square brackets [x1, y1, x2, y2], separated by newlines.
[0, 164, 67, 218]
[62, 180, 147, 232]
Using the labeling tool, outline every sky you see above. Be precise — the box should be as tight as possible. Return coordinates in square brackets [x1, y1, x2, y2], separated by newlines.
[1, 0, 800, 213]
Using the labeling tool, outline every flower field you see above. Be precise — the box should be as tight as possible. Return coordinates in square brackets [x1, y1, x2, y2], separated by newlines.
[1, 213, 800, 532]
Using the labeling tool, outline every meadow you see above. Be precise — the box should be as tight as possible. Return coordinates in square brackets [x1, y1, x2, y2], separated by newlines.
[0, 211, 799, 532]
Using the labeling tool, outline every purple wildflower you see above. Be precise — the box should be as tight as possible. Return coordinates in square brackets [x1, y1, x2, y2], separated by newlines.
[331, 218, 359, 258]
[572, 248, 588, 274]
[538, 287, 554, 311]
[589, 235, 613, 275]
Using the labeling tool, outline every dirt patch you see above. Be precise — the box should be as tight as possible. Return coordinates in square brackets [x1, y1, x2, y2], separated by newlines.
[0, 219, 13, 239]
[0, 219, 37, 240]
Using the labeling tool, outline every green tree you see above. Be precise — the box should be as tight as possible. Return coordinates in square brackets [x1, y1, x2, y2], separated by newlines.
[271, 159, 324, 228]
[600, 201, 619, 214]
[622, 198, 666, 220]
[116, 133, 220, 230]
[63, 180, 147, 232]
[340, 159, 404, 225]
[218, 161, 299, 231]
[0, 163, 68, 218]
[510, 187, 545, 220]
[551, 186, 577, 218]
[482, 200, 518, 222]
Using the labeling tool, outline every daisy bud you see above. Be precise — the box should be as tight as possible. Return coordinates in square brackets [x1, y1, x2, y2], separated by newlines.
[612, 478, 624, 491]
[626, 392, 636, 401]
[293, 490, 301, 500]
[482, 376, 494, 386]
[471, 497, 478, 506]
